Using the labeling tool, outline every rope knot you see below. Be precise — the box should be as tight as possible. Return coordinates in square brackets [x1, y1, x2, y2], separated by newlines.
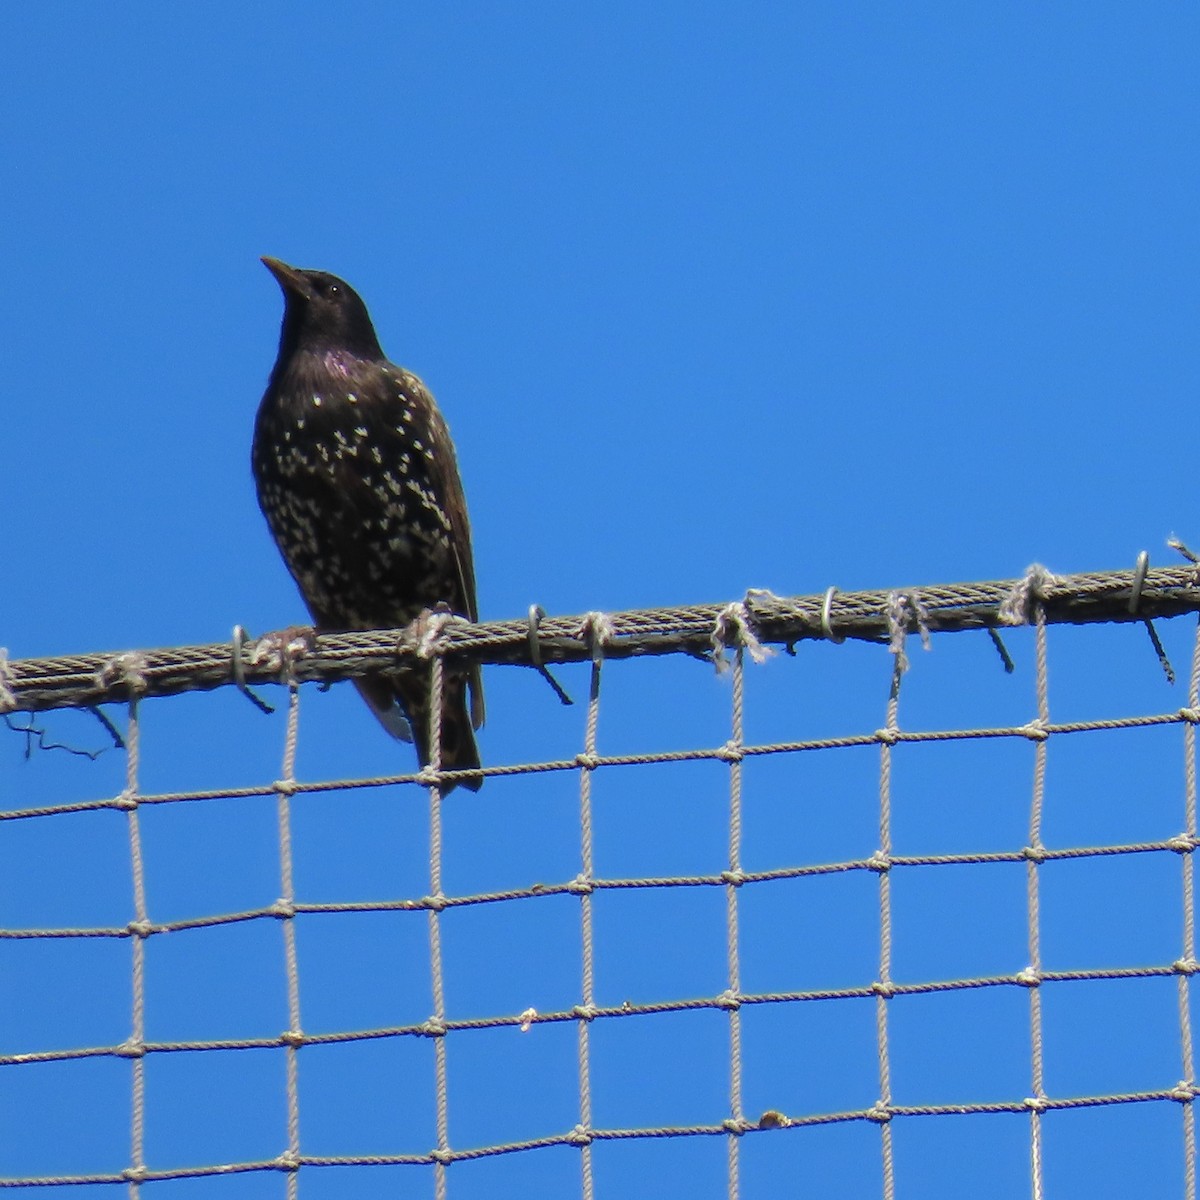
[716, 740, 744, 763]
[578, 611, 615, 660]
[885, 591, 932, 672]
[0, 649, 16, 714]
[95, 652, 150, 697]
[711, 601, 774, 673]
[417, 766, 443, 789]
[999, 564, 1060, 626]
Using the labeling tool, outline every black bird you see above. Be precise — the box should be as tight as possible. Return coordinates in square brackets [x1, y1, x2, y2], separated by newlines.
[253, 258, 484, 791]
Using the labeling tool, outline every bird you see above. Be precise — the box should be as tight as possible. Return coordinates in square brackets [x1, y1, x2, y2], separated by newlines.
[252, 257, 484, 792]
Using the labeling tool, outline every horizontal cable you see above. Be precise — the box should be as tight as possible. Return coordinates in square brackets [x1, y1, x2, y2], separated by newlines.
[0, 1083, 1194, 1187]
[1, 832, 1194, 941]
[4, 564, 1199, 714]
[3, 961, 1194, 1067]
[4, 709, 1199, 824]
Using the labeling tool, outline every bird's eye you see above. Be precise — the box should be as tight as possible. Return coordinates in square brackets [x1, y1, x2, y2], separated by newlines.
[327, 284, 341, 297]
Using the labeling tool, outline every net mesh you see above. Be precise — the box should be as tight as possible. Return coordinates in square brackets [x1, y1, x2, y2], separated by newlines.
[1, 563, 1198, 1197]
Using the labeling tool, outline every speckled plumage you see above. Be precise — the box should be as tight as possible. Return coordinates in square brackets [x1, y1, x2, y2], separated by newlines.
[253, 258, 483, 790]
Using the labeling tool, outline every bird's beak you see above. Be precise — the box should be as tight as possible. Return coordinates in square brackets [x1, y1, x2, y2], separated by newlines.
[261, 256, 314, 301]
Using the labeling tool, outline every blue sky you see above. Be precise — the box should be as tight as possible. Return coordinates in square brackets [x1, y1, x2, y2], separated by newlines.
[2, 5, 1199, 1198]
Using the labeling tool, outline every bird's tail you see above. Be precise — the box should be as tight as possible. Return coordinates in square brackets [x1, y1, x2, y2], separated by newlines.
[357, 668, 483, 794]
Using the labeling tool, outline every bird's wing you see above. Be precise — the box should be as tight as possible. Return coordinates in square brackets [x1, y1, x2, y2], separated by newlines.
[387, 367, 478, 622]
[391, 367, 485, 730]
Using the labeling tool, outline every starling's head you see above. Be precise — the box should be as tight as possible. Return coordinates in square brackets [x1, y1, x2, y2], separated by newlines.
[262, 258, 384, 361]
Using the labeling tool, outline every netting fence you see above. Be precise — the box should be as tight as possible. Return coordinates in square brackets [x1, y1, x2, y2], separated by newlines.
[2, 561, 1199, 1197]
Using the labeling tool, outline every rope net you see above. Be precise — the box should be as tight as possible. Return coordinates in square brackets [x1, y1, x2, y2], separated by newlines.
[1, 563, 1198, 1197]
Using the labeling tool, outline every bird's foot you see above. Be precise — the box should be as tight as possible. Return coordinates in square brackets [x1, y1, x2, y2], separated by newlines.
[251, 624, 318, 675]
[409, 604, 475, 661]
[409, 607, 457, 659]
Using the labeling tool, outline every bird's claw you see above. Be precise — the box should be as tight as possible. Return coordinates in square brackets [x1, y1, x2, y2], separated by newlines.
[251, 624, 317, 675]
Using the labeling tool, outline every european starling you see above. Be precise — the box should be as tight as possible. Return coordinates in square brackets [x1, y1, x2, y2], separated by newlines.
[253, 258, 484, 791]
